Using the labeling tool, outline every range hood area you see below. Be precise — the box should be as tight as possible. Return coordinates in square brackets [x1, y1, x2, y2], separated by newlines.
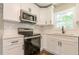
[20, 9, 37, 24]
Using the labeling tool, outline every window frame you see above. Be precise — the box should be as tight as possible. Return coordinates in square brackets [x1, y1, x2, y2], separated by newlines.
[54, 7, 75, 30]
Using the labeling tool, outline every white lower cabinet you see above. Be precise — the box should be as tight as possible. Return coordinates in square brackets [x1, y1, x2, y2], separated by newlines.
[41, 34, 79, 55]
[61, 41, 78, 55]
[3, 37, 24, 55]
[41, 34, 47, 51]
[41, 34, 58, 54]
[61, 37, 78, 55]
[45, 35, 58, 54]
[3, 45, 23, 55]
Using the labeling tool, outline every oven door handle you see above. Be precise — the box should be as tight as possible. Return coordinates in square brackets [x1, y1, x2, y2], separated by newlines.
[24, 35, 41, 39]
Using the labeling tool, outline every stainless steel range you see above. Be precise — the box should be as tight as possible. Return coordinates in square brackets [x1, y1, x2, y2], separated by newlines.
[18, 28, 41, 55]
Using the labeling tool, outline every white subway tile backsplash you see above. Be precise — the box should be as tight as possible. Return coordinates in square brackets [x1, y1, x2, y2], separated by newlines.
[3, 21, 35, 38]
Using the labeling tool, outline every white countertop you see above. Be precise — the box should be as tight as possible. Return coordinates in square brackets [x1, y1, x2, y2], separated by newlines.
[42, 33, 79, 37]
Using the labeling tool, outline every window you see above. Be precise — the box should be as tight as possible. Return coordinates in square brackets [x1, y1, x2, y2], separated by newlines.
[55, 8, 75, 29]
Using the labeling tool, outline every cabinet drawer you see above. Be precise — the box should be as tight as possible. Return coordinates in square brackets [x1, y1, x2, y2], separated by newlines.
[3, 37, 24, 50]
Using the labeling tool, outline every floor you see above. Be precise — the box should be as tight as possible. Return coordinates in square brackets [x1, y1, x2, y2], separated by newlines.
[37, 50, 53, 55]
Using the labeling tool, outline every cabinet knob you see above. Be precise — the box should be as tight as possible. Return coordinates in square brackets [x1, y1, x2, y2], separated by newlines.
[11, 40, 18, 43]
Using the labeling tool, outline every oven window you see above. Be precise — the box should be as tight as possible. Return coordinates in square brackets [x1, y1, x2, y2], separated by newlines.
[31, 38, 40, 48]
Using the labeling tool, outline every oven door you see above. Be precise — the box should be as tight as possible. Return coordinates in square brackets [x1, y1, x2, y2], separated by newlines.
[31, 36, 41, 48]
[24, 35, 41, 55]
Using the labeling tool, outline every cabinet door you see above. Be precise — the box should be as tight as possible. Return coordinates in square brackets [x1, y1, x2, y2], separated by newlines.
[38, 7, 53, 25]
[20, 3, 39, 15]
[49, 35, 63, 55]
[41, 34, 47, 51]
[46, 35, 58, 54]
[39, 8, 49, 25]
[61, 38, 78, 55]
[3, 3, 20, 22]
[41, 35, 61, 55]
[3, 45, 24, 55]
[20, 3, 30, 12]
[44, 35, 60, 54]
[46, 35, 65, 55]
[3, 37, 24, 55]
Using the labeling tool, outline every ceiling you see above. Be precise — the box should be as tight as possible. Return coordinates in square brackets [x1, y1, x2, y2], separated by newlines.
[35, 3, 52, 8]
[35, 3, 76, 8]
[35, 3, 62, 8]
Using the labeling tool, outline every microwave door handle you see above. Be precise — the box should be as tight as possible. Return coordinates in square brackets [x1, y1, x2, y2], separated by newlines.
[20, 9, 23, 20]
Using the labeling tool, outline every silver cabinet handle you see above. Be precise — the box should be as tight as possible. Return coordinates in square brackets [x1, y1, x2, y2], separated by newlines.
[60, 41, 62, 47]
[11, 40, 18, 43]
[58, 41, 62, 47]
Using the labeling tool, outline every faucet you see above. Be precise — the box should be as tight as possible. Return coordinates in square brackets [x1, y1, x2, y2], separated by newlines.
[62, 26, 65, 34]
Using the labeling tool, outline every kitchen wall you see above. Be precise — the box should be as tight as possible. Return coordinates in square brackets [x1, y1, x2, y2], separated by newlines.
[37, 25, 62, 34]
[3, 21, 42, 38]
[3, 21, 36, 38]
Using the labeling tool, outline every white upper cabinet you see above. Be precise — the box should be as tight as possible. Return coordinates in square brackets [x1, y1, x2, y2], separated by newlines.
[20, 3, 30, 12]
[3, 3, 54, 24]
[20, 3, 39, 14]
[38, 8, 48, 25]
[37, 5, 54, 25]
[20, 4, 54, 25]
[3, 3, 20, 22]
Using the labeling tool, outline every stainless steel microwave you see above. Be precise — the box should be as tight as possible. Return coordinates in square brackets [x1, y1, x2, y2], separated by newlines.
[20, 9, 37, 24]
